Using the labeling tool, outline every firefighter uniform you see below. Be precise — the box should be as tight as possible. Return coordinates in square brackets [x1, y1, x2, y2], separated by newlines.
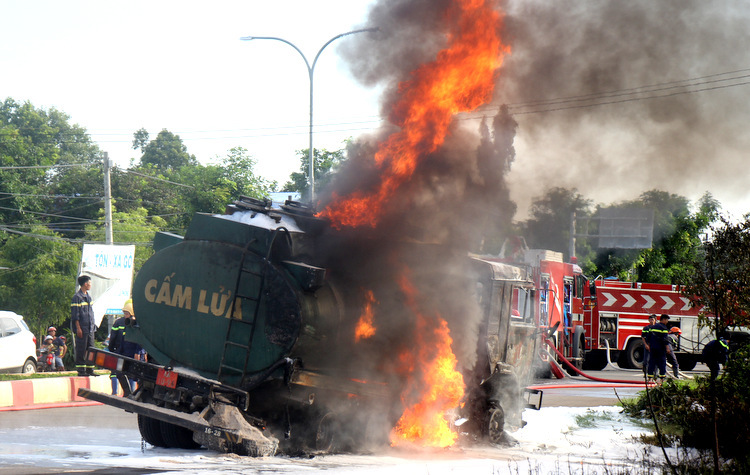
[646, 319, 670, 380]
[641, 315, 657, 376]
[71, 284, 96, 376]
[702, 338, 729, 380]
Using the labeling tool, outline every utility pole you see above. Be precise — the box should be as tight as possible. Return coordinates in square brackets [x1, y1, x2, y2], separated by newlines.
[569, 211, 576, 260]
[241, 27, 378, 203]
[103, 152, 113, 244]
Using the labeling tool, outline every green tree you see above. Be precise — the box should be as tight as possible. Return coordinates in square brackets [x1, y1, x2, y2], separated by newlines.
[591, 191, 718, 283]
[0, 227, 80, 335]
[132, 128, 149, 153]
[283, 147, 346, 201]
[520, 187, 593, 262]
[635, 192, 719, 284]
[684, 215, 750, 333]
[218, 147, 276, 199]
[1, 98, 100, 227]
[139, 129, 197, 171]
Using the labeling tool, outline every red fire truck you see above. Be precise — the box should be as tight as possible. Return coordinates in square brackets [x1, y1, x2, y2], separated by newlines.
[501, 248, 714, 374]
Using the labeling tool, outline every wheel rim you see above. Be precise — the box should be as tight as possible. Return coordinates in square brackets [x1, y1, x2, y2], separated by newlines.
[487, 407, 505, 444]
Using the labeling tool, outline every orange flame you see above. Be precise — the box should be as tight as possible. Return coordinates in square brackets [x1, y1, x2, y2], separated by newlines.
[354, 289, 377, 342]
[390, 270, 465, 448]
[319, 0, 507, 229]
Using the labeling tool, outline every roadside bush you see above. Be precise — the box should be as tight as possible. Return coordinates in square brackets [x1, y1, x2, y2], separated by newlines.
[622, 343, 750, 469]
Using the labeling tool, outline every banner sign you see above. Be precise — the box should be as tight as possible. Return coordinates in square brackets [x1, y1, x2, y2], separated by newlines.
[80, 244, 136, 327]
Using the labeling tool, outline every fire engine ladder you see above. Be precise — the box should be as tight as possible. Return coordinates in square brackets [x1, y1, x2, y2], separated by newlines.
[217, 228, 292, 386]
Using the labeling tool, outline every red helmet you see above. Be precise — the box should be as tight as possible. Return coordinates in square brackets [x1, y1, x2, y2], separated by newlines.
[47, 326, 56, 333]
[669, 327, 682, 334]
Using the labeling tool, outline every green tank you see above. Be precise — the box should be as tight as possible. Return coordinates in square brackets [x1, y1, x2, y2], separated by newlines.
[130, 199, 332, 388]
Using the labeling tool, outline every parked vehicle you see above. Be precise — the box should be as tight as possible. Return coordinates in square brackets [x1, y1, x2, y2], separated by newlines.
[0, 311, 37, 374]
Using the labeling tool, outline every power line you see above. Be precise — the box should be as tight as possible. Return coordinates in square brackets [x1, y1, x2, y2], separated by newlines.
[123, 169, 195, 188]
[0, 163, 94, 170]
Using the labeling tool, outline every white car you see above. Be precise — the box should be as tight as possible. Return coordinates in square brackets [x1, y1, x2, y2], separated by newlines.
[0, 311, 37, 373]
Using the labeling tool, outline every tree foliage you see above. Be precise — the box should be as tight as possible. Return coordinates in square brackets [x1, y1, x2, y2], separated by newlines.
[138, 129, 197, 171]
[683, 215, 750, 333]
[0, 227, 79, 334]
[283, 147, 346, 201]
[520, 187, 593, 263]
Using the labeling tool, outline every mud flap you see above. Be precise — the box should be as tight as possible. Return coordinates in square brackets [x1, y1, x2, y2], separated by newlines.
[78, 388, 278, 456]
[524, 388, 543, 410]
[193, 404, 278, 456]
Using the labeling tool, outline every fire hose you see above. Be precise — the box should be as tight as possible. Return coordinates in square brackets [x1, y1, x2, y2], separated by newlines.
[542, 336, 654, 386]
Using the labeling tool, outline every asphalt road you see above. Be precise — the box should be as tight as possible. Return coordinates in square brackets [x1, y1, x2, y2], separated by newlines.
[0, 364, 710, 474]
[532, 362, 711, 407]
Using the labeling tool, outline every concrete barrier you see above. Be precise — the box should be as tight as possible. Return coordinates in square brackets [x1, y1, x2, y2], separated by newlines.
[0, 374, 113, 411]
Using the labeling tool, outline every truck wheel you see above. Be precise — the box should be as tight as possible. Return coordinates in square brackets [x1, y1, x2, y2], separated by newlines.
[138, 415, 168, 448]
[160, 420, 201, 449]
[676, 354, 697, 371]
[622, 340, 644, 369]
[565, 331, 585, 376]
[583, 350, 608, 371]
[315, 412, 339, 453]
[485, 404, 505, 444]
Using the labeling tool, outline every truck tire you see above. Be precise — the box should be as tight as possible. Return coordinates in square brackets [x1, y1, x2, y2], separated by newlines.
[138, 415, 168, 448]
[160, 420, 201, 449]
[485, 404, 505, 444]
[583, 350, 608, 371]
[676, 354, 697, 371]
[315, 412, 338, 453]
[622, 340, 644, 370]
[565, 328, 586, 376]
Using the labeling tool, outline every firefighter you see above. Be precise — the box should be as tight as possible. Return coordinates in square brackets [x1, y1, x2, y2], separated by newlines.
[71, 274, 96, 376]
[646, 314, 670, 381]
[666, 327, 681, 378]
[641, 314, 657, 377]
[108, 299, 142, 395]
[702, 337, 729, 380]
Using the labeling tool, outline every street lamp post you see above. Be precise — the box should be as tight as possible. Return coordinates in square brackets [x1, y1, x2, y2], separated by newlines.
[241, 28, 377, 203]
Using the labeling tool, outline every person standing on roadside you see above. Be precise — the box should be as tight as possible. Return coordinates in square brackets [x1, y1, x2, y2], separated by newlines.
[641, 314, 657, 377]
[71, 275, 96, 376]
[646, 314, 670, 382]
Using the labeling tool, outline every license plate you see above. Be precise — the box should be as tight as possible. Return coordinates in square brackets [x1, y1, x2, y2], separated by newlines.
[156, 368, 178, 389]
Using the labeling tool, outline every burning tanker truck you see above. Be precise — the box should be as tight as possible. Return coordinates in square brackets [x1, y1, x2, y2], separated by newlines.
[79, 196, 542, 455]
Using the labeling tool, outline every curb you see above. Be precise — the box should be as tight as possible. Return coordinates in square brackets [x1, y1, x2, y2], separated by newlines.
[0, 374, 113, 411]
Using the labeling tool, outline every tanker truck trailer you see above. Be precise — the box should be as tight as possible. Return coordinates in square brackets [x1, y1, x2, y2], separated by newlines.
[78, 197, 541, 455]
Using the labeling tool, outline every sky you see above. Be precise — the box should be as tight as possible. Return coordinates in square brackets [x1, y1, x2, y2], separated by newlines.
[1, 1, 381, 186]
[3, 0, 750, 220]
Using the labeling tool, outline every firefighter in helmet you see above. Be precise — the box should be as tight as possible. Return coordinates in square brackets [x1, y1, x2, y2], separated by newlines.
[702, 336, 729, 380]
